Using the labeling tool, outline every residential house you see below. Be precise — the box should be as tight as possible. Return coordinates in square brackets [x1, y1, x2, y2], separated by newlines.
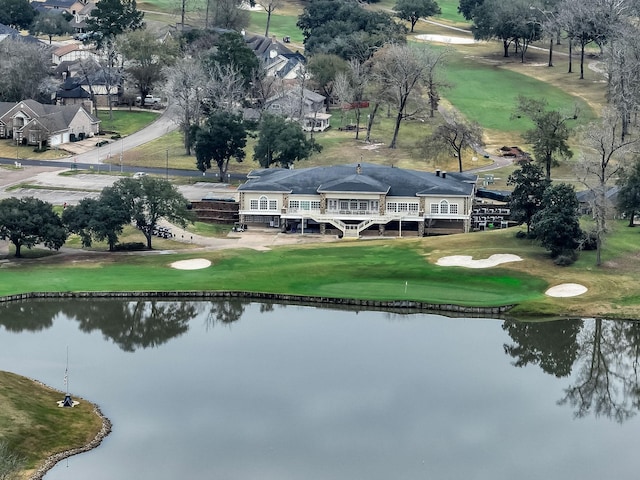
[237, 163, 477, 237]
[265, 86, 331, 132]
[52, 43, 96, 65]
[68, 1, 95, 33]
[244, 33, 306, 80]
[576, 186, 621, 217]
[0, 23, 45, 45]
[0, 99, 100, 147]
[56, 66, 123, 107]
[31, 0, 88, 16]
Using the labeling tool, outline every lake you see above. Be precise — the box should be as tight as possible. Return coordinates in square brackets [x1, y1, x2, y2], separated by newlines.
[1, 298, 639, 479]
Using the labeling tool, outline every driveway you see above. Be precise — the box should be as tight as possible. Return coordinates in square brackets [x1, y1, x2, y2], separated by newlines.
[64, 104, 180, 165]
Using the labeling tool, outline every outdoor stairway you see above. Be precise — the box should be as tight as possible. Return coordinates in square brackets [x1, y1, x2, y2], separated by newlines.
[308, 214, 399, 238]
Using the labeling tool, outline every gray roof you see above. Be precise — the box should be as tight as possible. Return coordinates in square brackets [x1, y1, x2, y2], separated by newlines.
[33, 104, 99, 133]
[239, 163, 477, 197]
[576, 186, 620, 204]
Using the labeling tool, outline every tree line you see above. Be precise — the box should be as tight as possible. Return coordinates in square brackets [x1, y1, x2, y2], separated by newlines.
[0, 176, 192, 257]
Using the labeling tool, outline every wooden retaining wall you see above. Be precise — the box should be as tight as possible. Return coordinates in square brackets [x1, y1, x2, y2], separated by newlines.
[0, 290, 513, 316]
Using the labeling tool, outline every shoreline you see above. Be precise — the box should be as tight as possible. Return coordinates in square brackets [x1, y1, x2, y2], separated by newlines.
[0, 289, 513, 316]
[29, 404, 112, 480]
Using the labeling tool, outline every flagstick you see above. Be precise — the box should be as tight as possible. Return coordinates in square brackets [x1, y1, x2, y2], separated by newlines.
[65, 345, 69, 395]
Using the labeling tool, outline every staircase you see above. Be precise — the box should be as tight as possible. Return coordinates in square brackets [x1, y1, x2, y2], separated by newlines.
[307, 214, 398, 238]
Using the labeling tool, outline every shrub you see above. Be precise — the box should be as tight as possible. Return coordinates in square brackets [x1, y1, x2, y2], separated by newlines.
[580, 230, 598, 251]
[553, 250, 578, 266]
[113, 242, 146, 251]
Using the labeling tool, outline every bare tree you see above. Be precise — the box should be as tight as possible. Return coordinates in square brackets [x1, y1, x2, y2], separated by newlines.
[207, 0, 250, 29]
[557, 0, 616, 79]
[0, 38, 50, 102]
[202, 62, 247, 114]
[257, 0, 281, 37]
[249, 65, 283, 119]
[371, 43, 444, 148]
[334, 59, 369, 140]
[421, 109, 484, 172]
[163, 57, 210, 155]
[604, 20, 640, 139]
[575, 108, 639, 266]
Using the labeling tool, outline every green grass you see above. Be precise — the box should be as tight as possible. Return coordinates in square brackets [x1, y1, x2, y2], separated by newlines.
[247, 11, 304, 43]
[0, 242, 545, 307]
[433, 0, 469, 24]
[96, 110, 159, 136]
[0, 371, 103, 470]
[443, 53, 597, 135]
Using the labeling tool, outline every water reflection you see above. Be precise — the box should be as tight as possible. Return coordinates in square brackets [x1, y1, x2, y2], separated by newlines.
[503, 318, 640, 423]
[1, 300, 639, 479]
[2, 299, 640, 424]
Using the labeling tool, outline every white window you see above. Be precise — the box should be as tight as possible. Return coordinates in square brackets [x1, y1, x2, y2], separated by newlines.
[300, 201, 310, 210]
[340, 200, 349, 210]
[269, 200, 277, 210]
[440, 200, 449, 214]
[359, 201, 368, 210]
[409, 203, 419, 213]
[450, 203, 458, 214]
[398, 202, 408, 212]
[250, 199, 258, 210]
[289, 200, 299, 210]
[311, 201, 321, 210]
[371, 200, 379, 211]
[259, 196, 268, 210]
[350, 200, 358, 210]
[430, 203, 439, 214]
[387, 202, 397, 213]
[328, 199, 338, 210]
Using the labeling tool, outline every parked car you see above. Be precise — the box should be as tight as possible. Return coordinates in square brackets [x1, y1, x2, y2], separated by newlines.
[135, 95, 162, 106]
[132, 172, 147, 179]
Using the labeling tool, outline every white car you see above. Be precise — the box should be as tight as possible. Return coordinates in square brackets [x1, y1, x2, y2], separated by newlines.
[133, 172, 147, 179]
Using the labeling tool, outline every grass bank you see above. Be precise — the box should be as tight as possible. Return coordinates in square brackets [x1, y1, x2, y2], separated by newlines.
[0, 371, 104, 478]
[1, 224, 639, 319]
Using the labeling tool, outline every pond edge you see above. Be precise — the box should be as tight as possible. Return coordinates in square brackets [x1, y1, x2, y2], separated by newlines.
[0, 290, 513, 315]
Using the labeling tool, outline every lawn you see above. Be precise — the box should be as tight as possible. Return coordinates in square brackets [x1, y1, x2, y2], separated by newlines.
[0, 371, 103, 471]
[247, 10, 304, 44]
[2, 224, 639, 318]
[95, 109, 160, 136]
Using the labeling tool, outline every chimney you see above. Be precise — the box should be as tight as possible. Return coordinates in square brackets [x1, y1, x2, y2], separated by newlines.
[356, 163, 362, 174]
[435, 169, 441, 177]
[442, 172, 447, 179]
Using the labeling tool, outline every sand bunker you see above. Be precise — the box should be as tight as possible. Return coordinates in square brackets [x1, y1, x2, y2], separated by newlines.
[415, 34, 477, 44]
[170, 258, 211, 270]
[545, 283, 588, 298]
[436, 254, 523, 268]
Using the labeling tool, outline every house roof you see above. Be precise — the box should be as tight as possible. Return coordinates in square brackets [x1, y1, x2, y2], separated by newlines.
[266, 87, 325, 107]
[3, 99, 99, 132]
[54, 44, 83, 57]
[38, 0, 82, 8]
[239, 163, 477, 197]
[245, 34, 294, 60]
[56, 85, 91, 99]
[30, 104, 99, 134]
[576, 186, 620, 204]
[0, 24, 44, 45]
[60, 67, 122, 90]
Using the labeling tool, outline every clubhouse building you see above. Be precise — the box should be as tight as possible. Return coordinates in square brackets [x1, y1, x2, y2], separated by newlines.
[237, 163, 478, 237]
